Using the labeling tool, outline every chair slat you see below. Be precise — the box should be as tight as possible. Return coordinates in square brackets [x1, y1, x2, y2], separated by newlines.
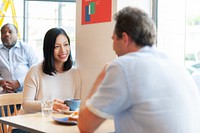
[0, 93, 23, 133]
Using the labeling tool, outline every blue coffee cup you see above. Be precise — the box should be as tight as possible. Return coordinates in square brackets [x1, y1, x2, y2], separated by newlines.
[64, 99, 81, 111]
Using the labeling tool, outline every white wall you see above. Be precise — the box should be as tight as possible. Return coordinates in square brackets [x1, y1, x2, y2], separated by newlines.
[76, 1, 117, 100]
[76, 0, 151, 100]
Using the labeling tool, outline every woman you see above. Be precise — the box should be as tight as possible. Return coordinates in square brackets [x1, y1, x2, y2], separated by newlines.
[21, 28, 82, 113]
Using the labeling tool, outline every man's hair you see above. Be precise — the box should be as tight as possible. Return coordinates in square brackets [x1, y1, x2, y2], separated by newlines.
[114, 6, 156, 47]
[42, 27, 73, 76]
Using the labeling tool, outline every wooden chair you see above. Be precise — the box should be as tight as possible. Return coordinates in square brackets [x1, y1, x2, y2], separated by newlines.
[0, 93, 23, 133]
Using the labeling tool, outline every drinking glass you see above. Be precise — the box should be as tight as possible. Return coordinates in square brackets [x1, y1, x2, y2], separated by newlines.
[41, 99, 53, 117]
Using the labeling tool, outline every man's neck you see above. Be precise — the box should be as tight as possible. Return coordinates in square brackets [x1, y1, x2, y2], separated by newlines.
[3, 42, 16, 49]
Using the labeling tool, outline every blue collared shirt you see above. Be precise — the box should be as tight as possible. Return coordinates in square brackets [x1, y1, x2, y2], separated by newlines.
[87, 46, 200, 133]
[0, 41, 39, 92]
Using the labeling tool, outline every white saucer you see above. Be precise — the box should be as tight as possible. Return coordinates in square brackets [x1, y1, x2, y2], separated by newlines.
[61, 110, 76, 115]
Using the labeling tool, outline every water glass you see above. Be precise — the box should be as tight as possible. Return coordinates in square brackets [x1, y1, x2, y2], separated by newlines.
[41, 99, 53, 117]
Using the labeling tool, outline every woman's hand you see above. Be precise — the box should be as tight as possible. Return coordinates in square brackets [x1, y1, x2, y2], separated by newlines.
[53, 99, 69, 112]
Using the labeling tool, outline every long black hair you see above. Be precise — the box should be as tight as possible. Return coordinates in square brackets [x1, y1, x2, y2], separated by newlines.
[42, 28, 73, 75]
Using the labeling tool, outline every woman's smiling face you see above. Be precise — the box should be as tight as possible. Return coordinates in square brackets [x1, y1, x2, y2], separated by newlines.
[54, 34, 70, 64]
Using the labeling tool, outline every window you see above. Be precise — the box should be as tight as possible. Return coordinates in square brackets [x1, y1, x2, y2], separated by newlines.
[155, 0, 200, 74]
[25, 0, 76, 61]
[185, 0, 200, 65]
[0, 0, 24, 39]
[0, 0, 76, 62]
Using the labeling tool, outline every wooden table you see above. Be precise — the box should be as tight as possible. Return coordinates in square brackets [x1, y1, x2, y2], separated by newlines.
[0, 112, 115, 133]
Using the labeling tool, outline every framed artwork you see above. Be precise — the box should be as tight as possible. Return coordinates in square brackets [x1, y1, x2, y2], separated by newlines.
[82, 0, 112, 25]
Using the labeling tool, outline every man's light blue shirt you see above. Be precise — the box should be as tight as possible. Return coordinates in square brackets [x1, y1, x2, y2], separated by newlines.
[87, 46, 200, 133]
[0, 41, 38, 92]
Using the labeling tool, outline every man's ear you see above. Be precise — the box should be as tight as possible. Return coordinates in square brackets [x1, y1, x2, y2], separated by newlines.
[122, 32, 129, 47]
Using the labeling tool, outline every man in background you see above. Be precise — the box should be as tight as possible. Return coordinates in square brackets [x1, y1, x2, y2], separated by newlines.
[78, 6, 200, 133]
[0, 23, 38, 93]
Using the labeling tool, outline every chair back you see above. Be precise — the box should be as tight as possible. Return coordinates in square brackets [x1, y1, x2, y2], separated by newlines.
[0, 93, 23, 133]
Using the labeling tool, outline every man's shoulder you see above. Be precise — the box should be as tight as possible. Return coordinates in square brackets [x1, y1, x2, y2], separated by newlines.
[16, 41, 35, 53]
[17, 41, 31, 48]
[0, 44, 4, 49]
[114, 53, 137, 64]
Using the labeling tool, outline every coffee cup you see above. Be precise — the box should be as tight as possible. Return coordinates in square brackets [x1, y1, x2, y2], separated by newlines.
[64, 99, 81, 111]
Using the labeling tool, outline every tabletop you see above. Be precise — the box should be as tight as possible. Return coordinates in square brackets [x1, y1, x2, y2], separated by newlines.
[0, 112, 115, 133]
